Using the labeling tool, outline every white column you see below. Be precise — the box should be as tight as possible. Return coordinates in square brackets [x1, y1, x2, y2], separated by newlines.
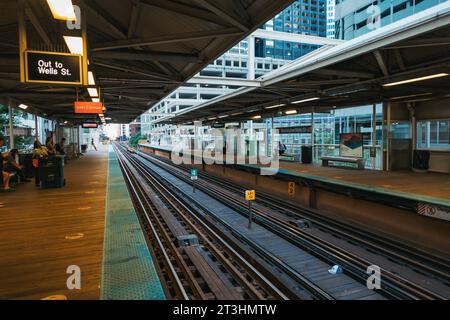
[35, 115, 39, 140]
[311, 108, 315, 161]
[248, 36, 255, 80]
[77, 126, 80, 155]
[8, 99, 14, 149]
[386, 103, 392, 171]
[372, 104, 377, 170]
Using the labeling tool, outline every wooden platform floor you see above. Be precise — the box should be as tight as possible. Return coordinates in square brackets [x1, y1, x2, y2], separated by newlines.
[0, 146, 108, 300]
[278, 162, 450, 201]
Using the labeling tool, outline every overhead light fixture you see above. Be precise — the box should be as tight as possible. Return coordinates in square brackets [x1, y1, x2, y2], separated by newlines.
[208, 117, 217, 121]
[292, 97, 320, 104]
[265, 103, 286, 109]
[64, 121, 68, 124]
[88, 88, 99, 98]
[390, 93, 432, 100]
[383, 73, 449, 87]
[218, 115, 229, 118]
[99, 114, 104, 117]
[46, 0, 77, 21]
[18, 104, 28, 110]
[88, 71, 96, 86]
[63, 36, 83, 55]
[105, 117, 112, 120]
[231, 112, 244, 116]
[285, 110, 298, 115]
[252, 115, 262, 120]
[92, 98, 100, 103]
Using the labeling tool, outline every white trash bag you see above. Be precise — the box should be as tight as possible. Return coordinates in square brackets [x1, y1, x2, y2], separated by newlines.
[328, 265, 343, 275]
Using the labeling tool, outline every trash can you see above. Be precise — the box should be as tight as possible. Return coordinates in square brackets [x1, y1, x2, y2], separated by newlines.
[301, 146, 313, 164]
[39, 156, 65, 189]
[81, 144, 88, 153]
[413, 150, 430, 170]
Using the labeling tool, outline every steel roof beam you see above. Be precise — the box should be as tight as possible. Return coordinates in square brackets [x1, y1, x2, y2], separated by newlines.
[140, 0, 229, 27]
[92, 28, 243, 51]
[187, 76, 261, 87]
[79, 0, 127, 40]
[373, 50, 390, 77]
[311, 69, 375, 79]
[93, 61, 176, 81]
[128, 0, 141, 38]
[92, 50, 202, 63]
[24, 5, 52, 47]
[252, 29, 345, 46]
[193, 0, 249, 32]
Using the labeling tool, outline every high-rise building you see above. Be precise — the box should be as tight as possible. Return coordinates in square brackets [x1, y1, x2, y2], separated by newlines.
[326, 0, 336, 38]
[335, 0, 444, 40]
[141, 1, 331, 138]
[256, 0, 327, 60]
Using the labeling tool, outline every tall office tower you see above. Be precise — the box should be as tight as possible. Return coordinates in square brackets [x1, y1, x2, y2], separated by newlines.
[326, 0, 336, 38]
[335, 0, 444, 40]
[256, 0, 328, 60]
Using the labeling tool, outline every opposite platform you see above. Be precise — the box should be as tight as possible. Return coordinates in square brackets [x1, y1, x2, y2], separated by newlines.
[139, 144, 450, 209]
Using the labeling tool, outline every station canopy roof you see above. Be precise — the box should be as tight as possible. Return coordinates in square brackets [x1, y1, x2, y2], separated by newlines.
[164, 2, 450, 125]
[0, 0, 293, 124]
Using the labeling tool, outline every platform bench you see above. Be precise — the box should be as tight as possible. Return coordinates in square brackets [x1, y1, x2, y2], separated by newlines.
[321, 156, 365, 170]
[281, 153, 301, 162]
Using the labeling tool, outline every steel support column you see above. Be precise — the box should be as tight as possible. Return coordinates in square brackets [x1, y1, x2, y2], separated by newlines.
[248, 36, 255, 80]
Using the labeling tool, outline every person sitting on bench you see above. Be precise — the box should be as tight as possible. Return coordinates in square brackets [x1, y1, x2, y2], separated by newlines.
[32, 140, 49, 187]
[55, 138, 66, 156]
[278, 141, 287, 156]
[0, 136, 14, 193]
[4, 149, 30, 183]
[46, 136, 56, 155]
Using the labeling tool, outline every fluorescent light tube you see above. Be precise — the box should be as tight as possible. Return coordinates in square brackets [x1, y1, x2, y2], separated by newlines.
[63, 36, 83, 55]
[265, 103, 286, 109]
[384, 73, 449, 87]
[292, 97, 320, 104]
[46, 0, 77, 21]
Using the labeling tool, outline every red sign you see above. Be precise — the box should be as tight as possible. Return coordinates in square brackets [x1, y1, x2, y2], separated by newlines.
[74, 102, 103, 114]
[82, 123, 99, 128]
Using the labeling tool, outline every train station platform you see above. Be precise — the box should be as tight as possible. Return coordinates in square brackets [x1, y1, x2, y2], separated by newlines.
[142, 145, 450, 207]
[0, 146, 164, 300]
[139, 144, 450, 257]
[139, 144, 450, 209]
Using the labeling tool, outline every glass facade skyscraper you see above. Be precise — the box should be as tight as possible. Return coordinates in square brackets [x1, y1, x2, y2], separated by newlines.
[256, 0, 327, 60]
[335, 0, 445, 40]
[142, 0, 332, 137]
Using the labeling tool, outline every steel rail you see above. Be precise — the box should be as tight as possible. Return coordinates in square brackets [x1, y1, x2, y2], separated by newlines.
[133, 148, 449, 300]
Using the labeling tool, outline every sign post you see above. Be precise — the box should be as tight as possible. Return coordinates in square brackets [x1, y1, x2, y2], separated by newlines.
[190, 168, 198, 193]
[245, 190, 256, 229]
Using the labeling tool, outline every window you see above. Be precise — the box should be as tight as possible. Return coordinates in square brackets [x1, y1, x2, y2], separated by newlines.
[417, 119, 450, 150]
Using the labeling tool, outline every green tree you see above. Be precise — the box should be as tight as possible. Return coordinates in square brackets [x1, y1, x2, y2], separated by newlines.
[0, 104, 31, 149]
[129, 133, 146, 147]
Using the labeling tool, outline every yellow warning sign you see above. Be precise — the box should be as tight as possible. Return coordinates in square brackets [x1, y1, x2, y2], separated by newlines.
[288, 182, 295, 195]
[245, 190, 256, 201]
